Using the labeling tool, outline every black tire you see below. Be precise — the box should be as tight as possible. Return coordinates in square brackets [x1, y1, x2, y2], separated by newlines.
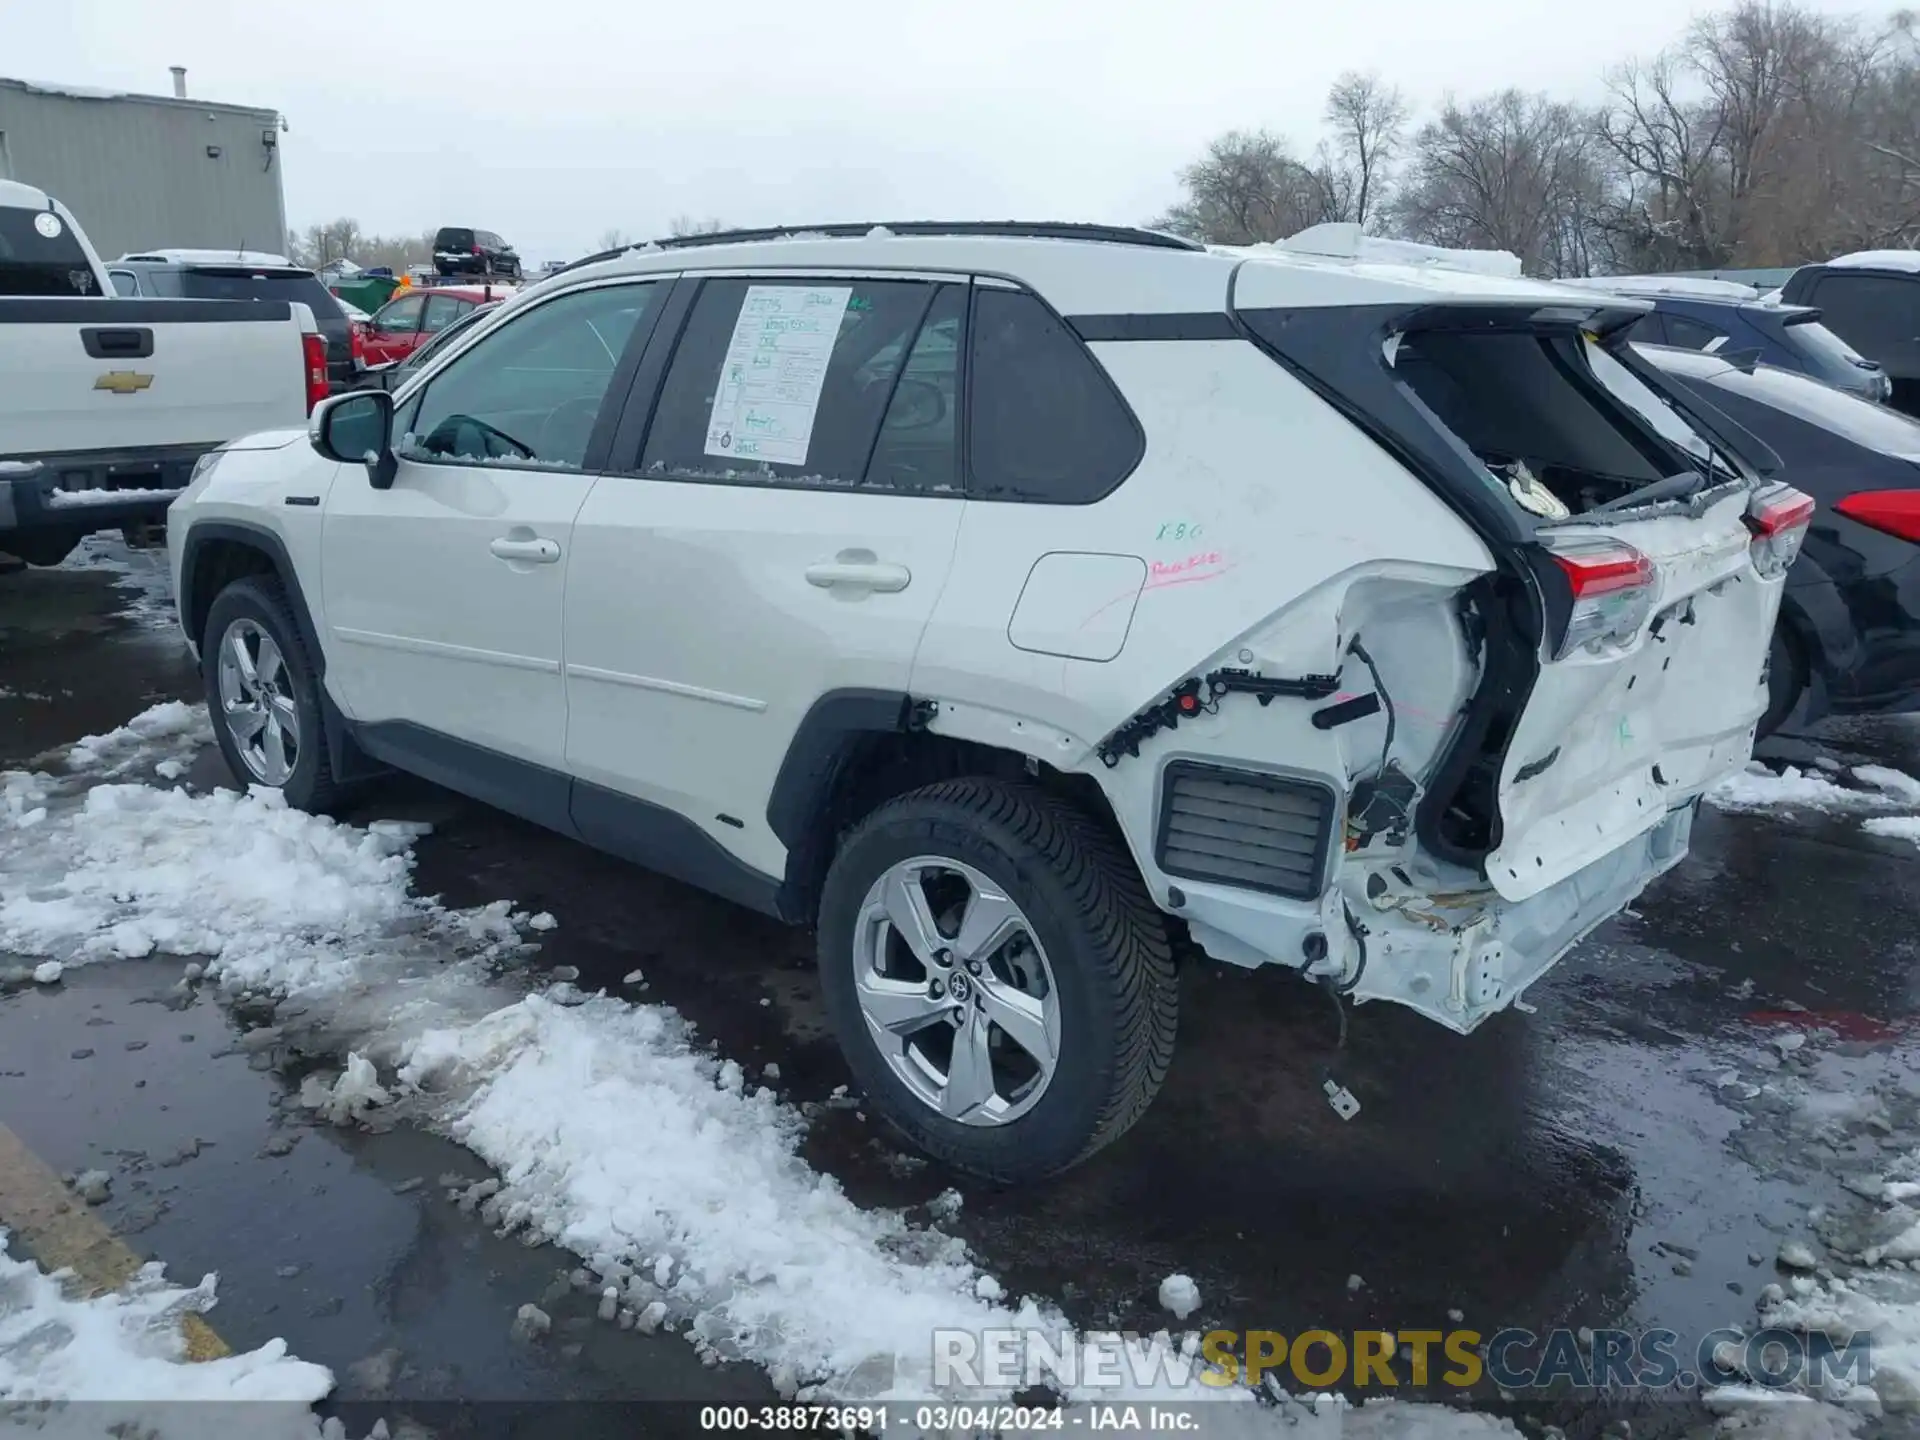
[1758, 622, 1805, 739]
[7, 531, 80, 567]
[201, 576, 345, 813]
[817, 778, 1177, 1183]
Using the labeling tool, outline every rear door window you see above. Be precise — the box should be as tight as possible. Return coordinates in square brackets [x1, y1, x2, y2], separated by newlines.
[966, 287, 1142, 503]
[1621, 312, 1668, 345]
[639, 276, 947, 490]
[421, 293, 468, 333]
[0, 206, 98, 296]
[1661, 312, 1730, 350]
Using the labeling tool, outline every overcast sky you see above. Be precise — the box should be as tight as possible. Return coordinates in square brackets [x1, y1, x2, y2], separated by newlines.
[0, 0, 1888, 262]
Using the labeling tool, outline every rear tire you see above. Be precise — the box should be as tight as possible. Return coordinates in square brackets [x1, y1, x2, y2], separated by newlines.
[816, 778, 1177, 1183]
[201, 576, 344, 813]
[1758, 623, 1805, 739]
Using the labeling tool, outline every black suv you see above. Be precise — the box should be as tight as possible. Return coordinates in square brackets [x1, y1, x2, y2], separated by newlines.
[1780, 257, 1920, 419]
[432, 227, 520, 280]
[109, 252, 355, 390]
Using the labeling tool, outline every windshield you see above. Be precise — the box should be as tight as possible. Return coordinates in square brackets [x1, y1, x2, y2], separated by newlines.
[0, 206, 98, 296]
[1710, 363, 1920, 457]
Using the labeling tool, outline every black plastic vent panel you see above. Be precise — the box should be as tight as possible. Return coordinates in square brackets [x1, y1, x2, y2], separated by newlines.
[1155, 762, 1336, 900]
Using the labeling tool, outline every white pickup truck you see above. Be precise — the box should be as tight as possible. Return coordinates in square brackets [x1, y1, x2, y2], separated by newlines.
[0, 179, 324, 566]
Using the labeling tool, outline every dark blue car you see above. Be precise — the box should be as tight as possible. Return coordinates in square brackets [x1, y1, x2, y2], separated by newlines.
[1638, 343, 1920, 735]
[1565, 277, 1890, 405]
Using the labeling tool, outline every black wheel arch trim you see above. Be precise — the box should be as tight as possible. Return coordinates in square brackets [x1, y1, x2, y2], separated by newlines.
[765, 688, 916, 851]
[179, 519, 385, 784]
[178, 520, 324, 673]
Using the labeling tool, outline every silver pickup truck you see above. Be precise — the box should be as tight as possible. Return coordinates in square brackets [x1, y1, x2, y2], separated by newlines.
[0, 180, 321, 566]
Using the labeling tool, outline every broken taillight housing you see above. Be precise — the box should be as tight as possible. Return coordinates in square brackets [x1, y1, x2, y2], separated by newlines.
[1833, 488, 1920, 545]
[1744, 484, 1816, 579]
[1543, 539, 1659, 659]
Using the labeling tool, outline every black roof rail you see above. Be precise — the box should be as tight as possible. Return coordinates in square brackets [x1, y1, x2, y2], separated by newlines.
[552, 221, 1202, 278]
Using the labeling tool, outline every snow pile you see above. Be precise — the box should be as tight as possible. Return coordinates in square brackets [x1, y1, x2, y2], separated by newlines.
[1159, 1273, 1202, 1319]
[1704, 1385, 1866, 1437]
[56, 533, 180, 630]
[60, 700, 209, 777]
[1709, 762, 1920, 840]
[1864, 816, 1920, 848]
[399, 992, 1019, 1398]
[0, 701, 1533, 1432]
[0, 1230, 334, 1437]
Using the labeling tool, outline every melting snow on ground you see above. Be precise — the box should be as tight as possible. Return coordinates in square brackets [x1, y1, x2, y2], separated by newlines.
[0, 705, 1570, 1431]
[0, 1230, 338, 1438]
[55, 533, 179, 631]
[1709, 761, 1920, 855]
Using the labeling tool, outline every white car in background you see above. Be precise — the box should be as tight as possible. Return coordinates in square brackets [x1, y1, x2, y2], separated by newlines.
[166, 220, 1807, 1181]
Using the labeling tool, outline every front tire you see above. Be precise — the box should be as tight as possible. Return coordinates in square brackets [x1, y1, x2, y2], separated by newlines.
[202, 576, 343, 812]
[817, 778, 1177, 1183]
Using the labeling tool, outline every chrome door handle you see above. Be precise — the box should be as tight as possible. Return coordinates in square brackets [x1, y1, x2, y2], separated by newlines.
[805, 561, 910, 593]
[490, 536, 561, 564]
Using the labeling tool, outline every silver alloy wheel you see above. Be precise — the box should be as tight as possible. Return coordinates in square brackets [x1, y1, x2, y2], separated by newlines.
[216, 618, 299, 786]
[851, 856, 1060, 1126]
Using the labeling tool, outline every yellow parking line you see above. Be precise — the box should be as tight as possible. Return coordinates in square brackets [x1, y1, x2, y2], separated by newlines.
[0, 1121, 230, 1360]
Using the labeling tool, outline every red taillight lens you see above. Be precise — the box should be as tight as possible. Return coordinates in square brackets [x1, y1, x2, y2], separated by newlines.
[1744, 483, 1815, 578]
[302, 333, 328, 414]
[1834, 489, 1920, 544]
[471, 245, 482, 255]
[1544, 540, 1659, 659]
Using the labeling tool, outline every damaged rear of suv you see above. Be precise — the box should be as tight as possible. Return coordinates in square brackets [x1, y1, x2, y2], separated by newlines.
[1196, 240, 1805, 1040]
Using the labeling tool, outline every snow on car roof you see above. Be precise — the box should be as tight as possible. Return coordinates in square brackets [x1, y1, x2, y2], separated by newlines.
[1559, 274, 1764, 302]
[0, 178, 55, 211]
[1252, 223, 1525, 278]
[563, 221, 1602, 314]
[119, 247, 296, 267]
[1821, 249, 1920, 273]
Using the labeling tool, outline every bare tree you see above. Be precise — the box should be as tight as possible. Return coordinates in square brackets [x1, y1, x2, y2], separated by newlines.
[1150, 129, 1334, 244]
[1321, 72, 1409, 226]
[597, 227, 632, 250]
[1389, 90, 1612, 276]
[667, 216, 726, 238]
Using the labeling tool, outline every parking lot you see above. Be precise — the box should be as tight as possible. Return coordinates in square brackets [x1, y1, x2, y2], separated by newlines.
[4, 541, 1920, 1438]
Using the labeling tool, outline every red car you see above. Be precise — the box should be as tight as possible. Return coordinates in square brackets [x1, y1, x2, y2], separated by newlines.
[359, 285, 511, 366]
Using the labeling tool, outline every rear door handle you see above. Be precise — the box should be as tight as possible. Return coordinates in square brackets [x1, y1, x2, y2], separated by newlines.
[490, 536, 561, 564]
[805, 560, 911, 593]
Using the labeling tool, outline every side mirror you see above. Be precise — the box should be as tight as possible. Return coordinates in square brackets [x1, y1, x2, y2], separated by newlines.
[310, 389, 398, 489]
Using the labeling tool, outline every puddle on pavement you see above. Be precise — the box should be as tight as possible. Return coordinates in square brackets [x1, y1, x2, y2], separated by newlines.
[1, 559, 197, 769]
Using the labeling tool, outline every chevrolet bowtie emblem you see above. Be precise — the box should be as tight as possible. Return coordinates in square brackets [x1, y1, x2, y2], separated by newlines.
[94, 371, 154, 395]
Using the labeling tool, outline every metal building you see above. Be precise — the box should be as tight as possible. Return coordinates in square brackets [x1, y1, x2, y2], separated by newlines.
[0, 70, 287, 262]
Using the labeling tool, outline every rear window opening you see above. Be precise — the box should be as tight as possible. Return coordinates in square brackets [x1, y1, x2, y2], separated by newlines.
[0, 207, 97, 297]
[1391, 326, 1726, 517]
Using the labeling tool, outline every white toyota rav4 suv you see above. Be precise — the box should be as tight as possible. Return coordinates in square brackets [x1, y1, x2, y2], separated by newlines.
[168, 220, 1809, 1182]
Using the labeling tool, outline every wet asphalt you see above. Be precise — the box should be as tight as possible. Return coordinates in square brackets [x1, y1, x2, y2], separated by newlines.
[4, 547, 1920, 1438]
